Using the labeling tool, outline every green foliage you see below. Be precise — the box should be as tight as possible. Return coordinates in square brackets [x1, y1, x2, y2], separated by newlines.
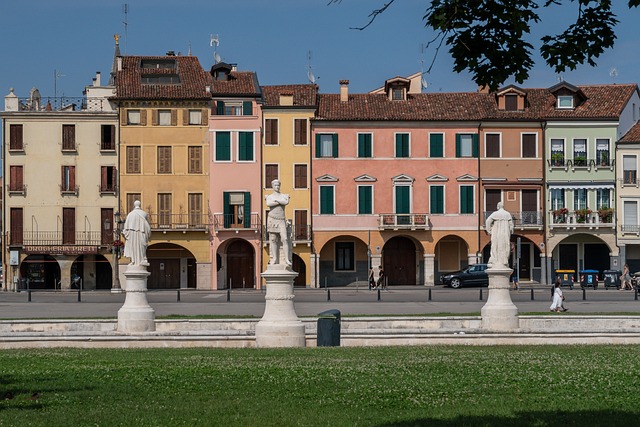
[2, 346, 640, 426]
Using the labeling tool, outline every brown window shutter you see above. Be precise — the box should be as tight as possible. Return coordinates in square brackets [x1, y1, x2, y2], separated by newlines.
[141, 110, 147, 126]
[201, 108, 208, 126]
[112, 167, 118, 190]
[151, 110, 158, 126]
[171, 110, 177, 126]
[10, 208, 24, 245]
[183, 109, 189, 126]
[110, 125, 116, 146]
[101, 166, 108, 190]
[61, 166, 65, 189]
[69, 166, 76, 190]
[120, 111, 128, 126]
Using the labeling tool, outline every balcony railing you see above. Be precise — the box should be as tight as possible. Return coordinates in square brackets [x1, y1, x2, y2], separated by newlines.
[549, 209, 614, 229]
[622, 224, 640, 234]
[548, 157, 616, 171]
[12, 231, 104, 246]
[15, 96, 112, 112]
[262, 224, 312, 243]
[379, 213, 429, 230]
[213, 214, 261, 231]
[484, 211, 542, 228]
[148, 213, 211, 231]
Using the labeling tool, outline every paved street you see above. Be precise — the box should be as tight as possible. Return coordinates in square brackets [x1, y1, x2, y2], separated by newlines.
[2, 285, 640, 319]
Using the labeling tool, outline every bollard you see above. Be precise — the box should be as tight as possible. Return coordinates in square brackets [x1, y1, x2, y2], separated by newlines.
[583, 288, 586, 301]
[226, 288, 230, 302]
[479, 288, 483, 301]
[377, 289, 381, 301]
[531, 289, 535, 301]
[28, 290, 32, 302]
[77, 289, 81, 302]
[327, 289, 331, 301]
[428, 289, 432, 301]
[635, 289, 638, 301]
[177, 289, 181, 302]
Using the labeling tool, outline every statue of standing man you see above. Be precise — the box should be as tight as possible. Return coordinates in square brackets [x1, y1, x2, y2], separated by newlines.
[265, 179, 292, 267]
[123, 200, 151, 267]
[485, 202, 514, 268]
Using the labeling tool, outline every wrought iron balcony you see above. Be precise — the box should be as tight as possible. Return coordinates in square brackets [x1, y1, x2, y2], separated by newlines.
[213, 214, 261, 232]
[10, 231, 105, 247]
[15, 96, 112, 112]
[622, 224, 640, 235]
[148, 213, 211, 231]
[262, 224, 312, 244]
[379, 213, 429, 230]
[484, 211, 543, 228]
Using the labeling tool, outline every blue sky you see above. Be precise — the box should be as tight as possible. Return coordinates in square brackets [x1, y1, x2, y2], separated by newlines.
[1, 0, 639, 98]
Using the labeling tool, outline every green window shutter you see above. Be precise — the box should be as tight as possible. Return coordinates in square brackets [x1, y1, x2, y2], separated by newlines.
[243, 192, 251, 228]
[455, 134, 461, 157]
[223, 192, 231, 228]
[332, 134, 339, 158]
[430, 186, 444, 214]
[242, 101, 252, 116]
[239, 132, 253, 161]
[320, 186, 334, 214]
[358, 186, 372, 214]
[216, 132, 231, 161]
[430, 134, 443, 158]
[358, 134, 372, 158]
[395, 186, 410, 214]
[217, 101, 225, 116]
[472, 134, 479, 158]
[315, 134, 321, 158]
[460, 186, 474, 214]
[396, 134, 409, 157]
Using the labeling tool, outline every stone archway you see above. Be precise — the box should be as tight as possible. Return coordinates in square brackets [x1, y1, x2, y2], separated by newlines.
[147, 243, 197, 289]
[19, 255, 61, 290]
[292, 253, 306, 287]
[382, 236, 418, 286]
[226, 239, 255, 289]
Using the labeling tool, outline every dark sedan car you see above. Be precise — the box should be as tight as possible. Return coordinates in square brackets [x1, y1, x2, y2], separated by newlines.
[441, 264, 489, 288]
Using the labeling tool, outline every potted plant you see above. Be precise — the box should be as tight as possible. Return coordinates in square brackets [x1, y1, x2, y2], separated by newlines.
[599, 152, 609, 166]
[551, 152, 564, 166]
[573, 155, 587, 167]
[575, 208, 592, 223]
[598, 207, 613, 222]
[552, 207, 568, 223]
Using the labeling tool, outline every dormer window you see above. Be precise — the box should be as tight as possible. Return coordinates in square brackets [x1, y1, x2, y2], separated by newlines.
[558, 95, 574, 109]
[505, 94, 518, 111]
[392, 88, 404, 101]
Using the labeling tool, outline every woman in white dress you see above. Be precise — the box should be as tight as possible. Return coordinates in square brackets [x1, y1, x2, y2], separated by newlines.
[550, 281, 567, 312]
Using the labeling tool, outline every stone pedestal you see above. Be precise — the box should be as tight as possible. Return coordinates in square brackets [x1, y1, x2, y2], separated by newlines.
[481, 266, 519, 331]
[117, 265, 155, 333]
[255, 265, 305, 348]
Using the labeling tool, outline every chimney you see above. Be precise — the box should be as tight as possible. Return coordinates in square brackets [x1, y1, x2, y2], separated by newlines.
[340, 79, 349, 102]
[94, 71, 101, 87]
[280, 93, 294, 106]
[117, 57, 122, 71]
[478, 85, 489, 94]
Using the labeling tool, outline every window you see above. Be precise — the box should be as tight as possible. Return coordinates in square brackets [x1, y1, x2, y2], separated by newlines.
[238, 132, 254, 161]
[294, 210, 308, 240]
[141, 74, 180, 84]
[265, 164, 279, 187]
[101, 125, 115, 150]
[550, 189, 565, 211]
[572, 139, 587, 166]
[319, 186, 335, 214]
[505, 94, 518, 111]
[141, 58, 176, 69]
[460, 185, 474, 214]
[485, 133, 500, 158]
[10, 208, 23, 245]
[573, 189, 587, 211]
[315, 134, 338, 158]
[335, 242, 355, 271]
[62, 208, 75, 244]
[62, 124, 76, 150]
[158, 110, 172, 126]
[557, 95, 574, 109]
[430, 185, 444, 214]
[358, 185, 373, 214]
[596, 189, 610, 210]
[223, 192, 251, 228]
[188, 109, 202, 125]
[395, 185, 411, 225]
[157, 146, 172, 173]
[357, 133, 372, 158]
[188, 193, 203, 226]
[596, 139, 610, 166]
[126, 146, 141, 173]
[127, 110, 141, 125]
[265, 119, 278, 145]
[158, 193, 172, 227]
[100, 166, 117, 192]
[623, 155, 637, 184]
[395, 133, 410, 158]
[188, 146, 202, 174]
[391, 88, 404, 101]
[456, 134, 478, 158]
[521, 134, 536, 158]
[429, 133, 444, 158]
[485, 189, 502, 212]
[551, 139, 565, 166]
[215, 132, 231, 161]
[294, 164, 307, 189]
[126, 193, 141, 214]
[101, 208, 113, 245]
[61, 166, 76, 193]
[9, 166, 24, 193]
[9, 124, 23, 150]
[216, 100, 252, 116]
[624, 201, 638, 230]
[294, 119, 307, 145]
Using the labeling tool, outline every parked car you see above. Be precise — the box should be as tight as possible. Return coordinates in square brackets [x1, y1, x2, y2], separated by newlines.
[441, 264, 489, 288]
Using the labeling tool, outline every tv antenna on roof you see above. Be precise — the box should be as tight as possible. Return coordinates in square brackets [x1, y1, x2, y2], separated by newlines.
[419, 43, 429, 92]
[210, 34, 221, 64]
[307, 50, 317, 84]
[54, 69, 65, 99]
[609, 67, 618, 82]
[122, 4, 129, 54]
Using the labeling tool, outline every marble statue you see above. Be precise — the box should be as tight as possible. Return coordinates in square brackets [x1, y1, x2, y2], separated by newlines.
[265, 179, 292, 266]
[122, 200, 151, 266]
[485, 202, 514, 268]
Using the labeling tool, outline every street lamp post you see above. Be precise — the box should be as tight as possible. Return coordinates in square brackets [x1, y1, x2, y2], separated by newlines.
[111, 212, 125, 293]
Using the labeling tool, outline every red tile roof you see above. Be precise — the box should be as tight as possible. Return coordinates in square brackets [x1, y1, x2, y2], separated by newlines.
[112, 56, 212, 100]
[262, 84, 319, 107]
[620, 121, 640, 143]
[210, 71, 261, 97]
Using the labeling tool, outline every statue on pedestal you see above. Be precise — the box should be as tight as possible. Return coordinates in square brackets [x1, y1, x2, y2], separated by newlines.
[265, 179, 292, 267]
[485, 202, 514, 268]
[122, 200, 151, 267]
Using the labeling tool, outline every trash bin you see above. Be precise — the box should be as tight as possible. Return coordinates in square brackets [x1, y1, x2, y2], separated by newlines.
[555, 269, 575, 289]
[317, 309, 341, 347]
[603, 270, 622, 290]
[579, 269, 599, 289]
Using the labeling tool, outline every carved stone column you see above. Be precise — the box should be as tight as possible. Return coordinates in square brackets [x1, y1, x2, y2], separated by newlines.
[117, 265, 155, 333]
[481, 266, 519, 331]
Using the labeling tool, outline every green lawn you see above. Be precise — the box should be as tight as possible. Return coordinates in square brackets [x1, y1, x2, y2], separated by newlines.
[1, 346, 638, 426]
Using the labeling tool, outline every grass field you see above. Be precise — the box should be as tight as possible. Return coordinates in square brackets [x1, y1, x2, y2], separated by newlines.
[1, 345, 639, 426]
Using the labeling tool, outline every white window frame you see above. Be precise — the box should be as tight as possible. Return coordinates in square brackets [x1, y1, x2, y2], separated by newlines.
[557, 95, 574, 109]
[356, 184, 374, 215]
[484, 132, 502, 158]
